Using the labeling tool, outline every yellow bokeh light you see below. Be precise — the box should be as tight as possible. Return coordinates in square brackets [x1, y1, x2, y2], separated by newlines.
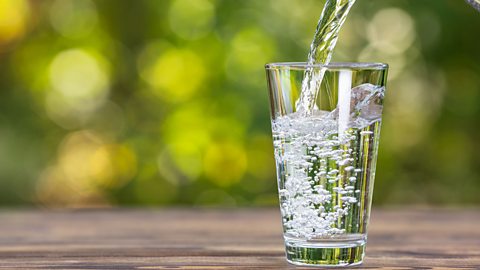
[141, 47, 206, 102]
[90, 144, 137, 189]
[47, 48, 110, 127]
[49, 0, 98, 39]
[37, 166, 78, 206]
[36, 166, 109, 207]
[49, 48, 109, 103]
[36, 130, 137, 206]
[367, 8, 416, 55]
[57, 130, 103, 190]
[37, 131, 104, 206]
[203, 141, 247, 186]
[168, 0, 215, 40]
[0, 0, 29, 45]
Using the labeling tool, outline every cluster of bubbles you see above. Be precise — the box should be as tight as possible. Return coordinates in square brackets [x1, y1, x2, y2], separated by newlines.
[272, 84, 384, 239]
[274, 114, 362, 239]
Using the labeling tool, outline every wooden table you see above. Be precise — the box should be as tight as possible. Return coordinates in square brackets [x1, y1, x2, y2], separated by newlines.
[0, 209, 478, 269]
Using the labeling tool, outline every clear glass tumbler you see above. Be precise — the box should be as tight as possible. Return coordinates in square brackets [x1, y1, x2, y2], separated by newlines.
[265, 62, 388, 267]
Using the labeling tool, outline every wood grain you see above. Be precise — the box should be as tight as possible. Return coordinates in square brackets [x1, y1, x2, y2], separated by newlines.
[0, 208, 478, 269]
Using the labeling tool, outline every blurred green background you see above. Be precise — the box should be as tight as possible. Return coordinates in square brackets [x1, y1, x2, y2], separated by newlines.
[0, 0, 479, 207]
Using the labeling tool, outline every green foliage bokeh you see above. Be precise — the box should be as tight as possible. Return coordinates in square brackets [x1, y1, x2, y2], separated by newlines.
[0, 0, 479, 207]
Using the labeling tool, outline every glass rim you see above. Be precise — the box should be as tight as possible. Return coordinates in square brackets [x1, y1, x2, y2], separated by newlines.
[265, 62, 388, 71]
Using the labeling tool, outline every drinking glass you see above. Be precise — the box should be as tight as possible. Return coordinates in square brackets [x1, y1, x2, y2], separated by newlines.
[265, 62, 388, 267]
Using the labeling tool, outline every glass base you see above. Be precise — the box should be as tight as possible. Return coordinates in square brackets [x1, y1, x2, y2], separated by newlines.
[285, 238, 366, 267]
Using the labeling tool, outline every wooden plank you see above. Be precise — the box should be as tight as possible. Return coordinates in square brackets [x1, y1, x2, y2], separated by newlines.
[0, 209, 478, 269]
